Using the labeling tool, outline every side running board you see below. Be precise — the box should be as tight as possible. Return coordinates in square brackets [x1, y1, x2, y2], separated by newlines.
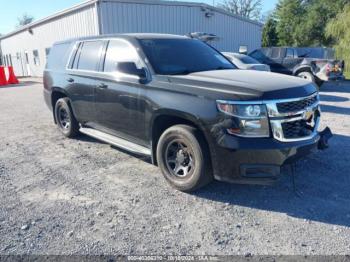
[79, 127, 152, 156]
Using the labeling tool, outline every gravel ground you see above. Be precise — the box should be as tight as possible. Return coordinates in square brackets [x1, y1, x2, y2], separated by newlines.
[0, 79, 349, 256]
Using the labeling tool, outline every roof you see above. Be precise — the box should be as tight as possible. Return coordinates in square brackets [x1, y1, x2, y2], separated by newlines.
[0, 0, 263, 41]
[55, 33, 189, 44]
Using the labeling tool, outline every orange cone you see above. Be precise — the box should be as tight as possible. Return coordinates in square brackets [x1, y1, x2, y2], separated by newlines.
[7, 66, 19, 84]
[0, 66, 8, 86]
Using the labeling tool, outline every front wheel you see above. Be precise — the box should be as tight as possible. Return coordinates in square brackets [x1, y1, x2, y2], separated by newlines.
[54, 97, 79, 138]
[156, 125, 213, 192]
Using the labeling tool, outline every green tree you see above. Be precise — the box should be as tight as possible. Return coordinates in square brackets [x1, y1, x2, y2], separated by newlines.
[275, 0, 305, 46]
[326, 4, 350, 75]
[274, 0, 349, 47]
[218, 0, 262, 20]
[262, 16, 278, 47]
[300, 0, 349, 46]
[17, 13, 34, 28]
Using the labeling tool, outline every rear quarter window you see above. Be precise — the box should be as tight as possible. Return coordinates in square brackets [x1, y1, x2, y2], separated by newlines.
[76, 41, 104, 71]
[46, 42, 73, 71]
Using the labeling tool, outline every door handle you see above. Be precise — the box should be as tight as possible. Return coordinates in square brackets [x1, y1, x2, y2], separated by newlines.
[67, 78, 74, 83]
[98, 83, 108, 89]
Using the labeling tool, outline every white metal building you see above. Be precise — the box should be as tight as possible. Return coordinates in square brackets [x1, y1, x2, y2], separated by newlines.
[0, 0, 263, 77]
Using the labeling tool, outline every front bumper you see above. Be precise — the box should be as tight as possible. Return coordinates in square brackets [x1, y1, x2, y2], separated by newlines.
[211, 133, 320, 185]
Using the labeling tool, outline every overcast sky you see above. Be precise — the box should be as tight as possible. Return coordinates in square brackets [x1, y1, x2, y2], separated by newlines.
[0, 0, 278, 35]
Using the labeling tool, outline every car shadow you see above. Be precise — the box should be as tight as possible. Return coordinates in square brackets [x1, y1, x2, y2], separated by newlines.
[320, 104, 350, 115]
[193, 134, 350, 228]
[320, 80, 350, 93]
[320, 94, 349, 103]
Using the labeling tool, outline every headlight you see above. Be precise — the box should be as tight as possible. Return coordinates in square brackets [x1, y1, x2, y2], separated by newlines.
[217, 101, 270, 138]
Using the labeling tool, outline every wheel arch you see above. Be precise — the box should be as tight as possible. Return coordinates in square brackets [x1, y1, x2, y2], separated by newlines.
[293, 65, 313, 76]
[150, 110, 212, 167]
[51, 88, 70, 124]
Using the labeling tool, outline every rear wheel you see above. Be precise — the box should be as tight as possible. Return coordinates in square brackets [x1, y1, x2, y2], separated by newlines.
[156, 125, 213, 192]
[54, 98, 79, 138]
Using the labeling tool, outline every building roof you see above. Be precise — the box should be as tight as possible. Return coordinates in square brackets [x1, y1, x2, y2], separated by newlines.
[0, 0, 263, 41]
[56, 33, 189, 44]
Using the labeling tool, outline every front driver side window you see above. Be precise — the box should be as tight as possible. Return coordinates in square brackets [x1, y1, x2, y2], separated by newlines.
[104, 39, 142, 73]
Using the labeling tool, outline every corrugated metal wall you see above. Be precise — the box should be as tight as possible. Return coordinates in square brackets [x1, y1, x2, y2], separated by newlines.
[0, 4, 98, 77]
[0, 0, 262, 77]
[99, 1, 262, 52]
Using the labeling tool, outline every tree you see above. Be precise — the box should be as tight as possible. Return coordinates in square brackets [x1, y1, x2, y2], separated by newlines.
[274, 0, 349, 47]
[218, 0, 262, 20]
[275, 0, 305, 46]
[298, 0, 349, 46]
[326, 4, 350, 74]
[17, 13, 34, 28]
[262, 16, 278, 47]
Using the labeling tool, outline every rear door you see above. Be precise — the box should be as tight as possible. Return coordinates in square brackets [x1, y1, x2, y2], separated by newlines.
[94, 39, 147, 146]
[268, 48, 286, 73]
[66, 40, 105, 124]
[282, 48, 303, 74]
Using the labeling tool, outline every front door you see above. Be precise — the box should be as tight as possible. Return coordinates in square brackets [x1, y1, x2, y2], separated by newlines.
[94, 39, 147, 146]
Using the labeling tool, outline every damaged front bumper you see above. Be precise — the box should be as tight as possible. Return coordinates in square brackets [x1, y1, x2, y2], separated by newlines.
[212, 127, 332, 185]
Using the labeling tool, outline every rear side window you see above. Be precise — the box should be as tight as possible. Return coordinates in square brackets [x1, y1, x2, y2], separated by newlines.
[76, 41, 104, 71]
[286, 48, 294, 58]
[270, 48, 280, 59]
[46, 42, 72, 70]
[104, 39, 141, 72]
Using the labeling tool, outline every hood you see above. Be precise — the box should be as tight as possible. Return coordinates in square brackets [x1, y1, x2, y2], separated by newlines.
[168, 69, 317, 101]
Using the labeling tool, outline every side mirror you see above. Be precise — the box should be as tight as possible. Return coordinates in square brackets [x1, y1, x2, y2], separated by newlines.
[117, 62, 148, 84]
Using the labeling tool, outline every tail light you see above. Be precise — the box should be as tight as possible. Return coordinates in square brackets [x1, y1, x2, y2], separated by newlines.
[325, 64, 331, 76]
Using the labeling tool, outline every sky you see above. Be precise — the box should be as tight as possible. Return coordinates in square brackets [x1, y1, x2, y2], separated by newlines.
[0, 0, 278, 35]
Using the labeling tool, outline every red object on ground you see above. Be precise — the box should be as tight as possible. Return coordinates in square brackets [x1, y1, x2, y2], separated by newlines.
[0, 66, 8, 86]
[7, 66, 19, 84]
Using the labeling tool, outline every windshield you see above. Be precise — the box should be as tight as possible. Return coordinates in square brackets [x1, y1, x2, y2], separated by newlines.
[139, 38, 236, 75]
[234, 54, 259, 64]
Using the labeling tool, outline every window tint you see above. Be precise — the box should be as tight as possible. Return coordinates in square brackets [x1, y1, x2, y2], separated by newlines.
[286, 48, 294, 58]
[235, 54, 259, 64]
[139, 39, 235, 75]
[104, 40, 141, 72]
[33, 50, 40, 66]
[46, 42, 72, 70]
[250, 50, 265, 62]
[270, 48, 280, 59]
[77, 41, 104, 71]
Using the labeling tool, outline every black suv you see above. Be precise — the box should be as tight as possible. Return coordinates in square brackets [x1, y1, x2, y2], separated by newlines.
[250, 47, 344, 85]
[44, 34, 327, 192]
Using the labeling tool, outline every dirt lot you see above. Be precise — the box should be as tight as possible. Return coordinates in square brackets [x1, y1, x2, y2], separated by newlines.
[0, 79, 349, 256]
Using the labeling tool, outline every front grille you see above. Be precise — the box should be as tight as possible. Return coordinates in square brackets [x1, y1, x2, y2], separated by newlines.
[281, 120, 314, 139]
[267, 93, 320, 142]
[277, 95, 318, 113]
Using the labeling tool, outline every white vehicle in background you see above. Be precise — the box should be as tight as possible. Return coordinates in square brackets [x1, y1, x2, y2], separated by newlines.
[222, 52, 271, 72]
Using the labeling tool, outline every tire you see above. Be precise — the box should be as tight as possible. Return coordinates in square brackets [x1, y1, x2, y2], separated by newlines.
[297, 71, 315, 83]
[156, 125, 213, 192]
[54, 97, 80, 138]
[315, 78, 324, 88]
